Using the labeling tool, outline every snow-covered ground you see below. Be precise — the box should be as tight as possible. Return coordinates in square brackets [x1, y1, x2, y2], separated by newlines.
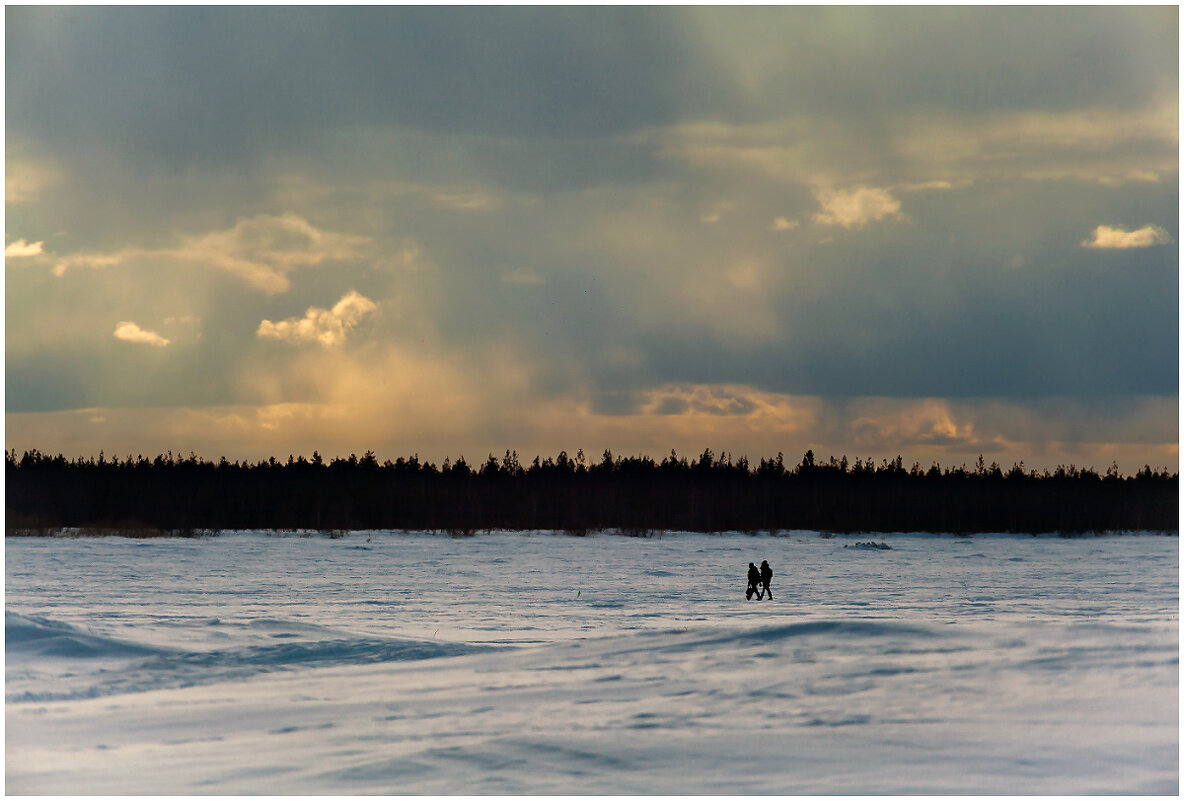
[6, 530, 1178, 793]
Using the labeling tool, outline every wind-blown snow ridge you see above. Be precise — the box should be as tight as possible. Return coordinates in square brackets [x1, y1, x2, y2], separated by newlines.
[699, 619, 938, 643]
[6, 612, 168, 660]
[591, 619, 942, 659]
[5, 611, 501, 703]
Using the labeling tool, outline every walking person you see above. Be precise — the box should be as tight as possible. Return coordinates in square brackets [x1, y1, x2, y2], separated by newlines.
[746, 562, 761, 600]
[759, 560, 773, 600]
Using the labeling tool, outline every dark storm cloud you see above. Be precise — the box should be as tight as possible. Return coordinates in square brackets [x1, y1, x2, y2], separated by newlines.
[14, 7, 1172, 171]
[391, 169, 1178, 403]
[694, 6, 1176, 119]
[627, 205, 1179, 400]
[6, 341, 238, 414]
[6, 6, 726, 167]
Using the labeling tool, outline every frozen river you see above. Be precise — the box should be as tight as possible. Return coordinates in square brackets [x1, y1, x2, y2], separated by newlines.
[6, 530, 1179, 793]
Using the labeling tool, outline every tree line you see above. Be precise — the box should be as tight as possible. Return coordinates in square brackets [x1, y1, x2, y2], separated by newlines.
[5, 448, 1178, 535]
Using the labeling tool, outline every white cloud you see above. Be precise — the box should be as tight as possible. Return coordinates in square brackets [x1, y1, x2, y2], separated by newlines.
[51, 214, 371, 293]
[656, 118, 852, 185]
[52, 251, 125, 276]
[5, 239, 45, 258]
[1081, 224, 1174, 250]
[847, 398, 981, 451]
[178, 214, 371, 293]
[257, 290, 378, 347]
[812, 186, 903, 229]
[659, 100, 1177, 195]
[768, 217, 799, 232]
[892, 100, 1178, 186]
[1121, 170, 1161, 184]
[113, 321, 170, 347]
[896, 179, 973, 193]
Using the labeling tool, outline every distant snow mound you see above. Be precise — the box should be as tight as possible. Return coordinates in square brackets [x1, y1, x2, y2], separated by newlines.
[623, 619, 939, 657]
[736, 619, 930, 640]
[6, 612, 167, 660]
[705, 619, 934, 645]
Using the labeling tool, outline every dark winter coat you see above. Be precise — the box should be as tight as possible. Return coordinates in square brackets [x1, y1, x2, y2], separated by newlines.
[760, 561, 773, 588]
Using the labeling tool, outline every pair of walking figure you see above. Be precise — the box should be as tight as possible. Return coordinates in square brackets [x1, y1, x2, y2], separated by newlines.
[746, 560, 773, 600]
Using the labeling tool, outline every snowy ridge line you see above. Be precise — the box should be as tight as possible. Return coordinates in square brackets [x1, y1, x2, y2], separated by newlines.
[681, 619, 941, 645]
[591, 619, 945, 657]
[5, 612, 502, 704]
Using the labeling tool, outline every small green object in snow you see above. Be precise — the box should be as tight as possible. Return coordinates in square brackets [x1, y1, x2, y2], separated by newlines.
[577, 590, 581, 597]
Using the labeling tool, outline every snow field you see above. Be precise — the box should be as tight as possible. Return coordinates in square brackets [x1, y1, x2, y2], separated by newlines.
[6, 530, 1178, 793]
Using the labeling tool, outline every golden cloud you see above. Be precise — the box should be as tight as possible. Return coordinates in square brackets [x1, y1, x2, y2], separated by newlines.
[768, 217, 799, 232]
[1081, 224, 1174, 250]
[257, 290, 378, 347]
[5, 239, 45, 258]
[812, 186, 903, 229]
[113, 321, 170, 348]
[5, 385, 1178, 475]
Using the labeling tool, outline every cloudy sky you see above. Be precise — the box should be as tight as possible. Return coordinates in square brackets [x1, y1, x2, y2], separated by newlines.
[5, 7, 1179, 471]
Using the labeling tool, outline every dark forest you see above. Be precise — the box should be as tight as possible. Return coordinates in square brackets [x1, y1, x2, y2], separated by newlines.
[6, 448, 1177, 536]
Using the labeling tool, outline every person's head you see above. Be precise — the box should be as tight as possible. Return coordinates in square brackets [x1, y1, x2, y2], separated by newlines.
[761, 560, 769, 567]
[749, 562, 756, 569]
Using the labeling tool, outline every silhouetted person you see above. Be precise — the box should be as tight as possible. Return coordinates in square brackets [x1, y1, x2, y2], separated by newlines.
[746, 562, 761, 600]
[759, 560, 773, 600]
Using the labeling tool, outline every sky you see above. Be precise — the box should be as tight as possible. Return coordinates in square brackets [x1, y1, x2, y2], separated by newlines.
[5, 6, 1179, 472]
